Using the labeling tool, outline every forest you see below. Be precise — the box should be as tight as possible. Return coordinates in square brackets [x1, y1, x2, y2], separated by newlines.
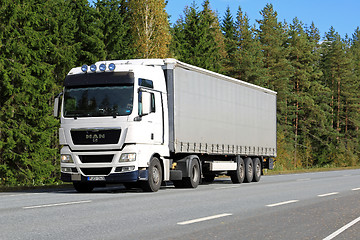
[0, 0, 359, 186]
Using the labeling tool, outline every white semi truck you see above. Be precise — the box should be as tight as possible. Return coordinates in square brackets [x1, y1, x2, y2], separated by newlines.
[54, 59, 276, 192]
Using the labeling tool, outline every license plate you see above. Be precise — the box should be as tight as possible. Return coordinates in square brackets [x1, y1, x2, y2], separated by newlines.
[88, 176, 105, 181]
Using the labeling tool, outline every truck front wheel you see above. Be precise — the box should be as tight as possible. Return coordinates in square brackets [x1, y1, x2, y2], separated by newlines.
[141, 157, 162, 192]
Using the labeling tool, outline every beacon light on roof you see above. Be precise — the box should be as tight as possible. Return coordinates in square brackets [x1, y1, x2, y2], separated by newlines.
[81, 65, 88, 72]
[90, 64, 97, 72]
[109, 63, 116, 71]
[99, 63, 106, 72]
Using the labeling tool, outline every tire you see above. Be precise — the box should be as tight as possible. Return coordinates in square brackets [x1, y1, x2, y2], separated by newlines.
[141, 157, 162, 192]
[182, 158, 201, 188]
[252, 158, 261, 182]
[244, 157, 253, 183]
[73, 182, 94, 193]
[230, 157, 245, 184]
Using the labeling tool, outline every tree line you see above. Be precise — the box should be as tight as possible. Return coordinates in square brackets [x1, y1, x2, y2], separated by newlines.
[0, 0, 359, 186]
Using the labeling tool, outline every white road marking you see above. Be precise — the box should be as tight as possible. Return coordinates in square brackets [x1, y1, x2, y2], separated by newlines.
[215, 185, 241, 190]
[0, 192, 46, 198]
[266, 200, 299, 207]
[296, 178, 311, 181]
[23, 200, 92, 209]
[323, 216, 360, 240]
[317, 192, 339, 197]
[177, 213, 232, 225]
[352, 187, 360, 191]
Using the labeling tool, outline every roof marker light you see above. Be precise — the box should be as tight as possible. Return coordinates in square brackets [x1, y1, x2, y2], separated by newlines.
[90, 64, 97, 72]
[81, 65, 88, 72]
[99, 63, 106, 72]
[109, 63, 116, 71]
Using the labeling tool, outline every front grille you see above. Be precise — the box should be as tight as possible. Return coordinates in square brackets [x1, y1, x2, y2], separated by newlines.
[79, 155, 114, 163]
[71, 128, 121, 145]
[80, 168, 112, 176]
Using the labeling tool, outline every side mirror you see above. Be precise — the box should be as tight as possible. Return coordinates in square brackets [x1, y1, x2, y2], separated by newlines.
[53, 92, 63, 118]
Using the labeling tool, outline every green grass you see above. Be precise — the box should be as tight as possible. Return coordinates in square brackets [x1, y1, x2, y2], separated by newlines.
[264, 165, 360, 175]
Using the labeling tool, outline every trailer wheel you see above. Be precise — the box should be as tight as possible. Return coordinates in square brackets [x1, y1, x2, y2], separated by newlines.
[253, 158, 261, 182]
[141, 157, 162, 192]
[73, 182, 94, 193]
[230, 157, 245, 184]
[244, 157, 253, 183]
[183, 158, 200, 188]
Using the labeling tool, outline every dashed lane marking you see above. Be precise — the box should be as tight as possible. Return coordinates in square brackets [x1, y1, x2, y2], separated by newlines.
[266, 200, 299, 207]
[317, 192, 339, 197]
[23, 200, 92, 209]
[177, 213, 232, 225]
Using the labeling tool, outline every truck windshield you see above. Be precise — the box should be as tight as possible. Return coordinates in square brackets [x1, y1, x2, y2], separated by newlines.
[63, 85, 133, 118]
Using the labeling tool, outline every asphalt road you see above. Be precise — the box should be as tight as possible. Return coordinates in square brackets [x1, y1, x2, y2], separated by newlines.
[1, 169, 360, 240]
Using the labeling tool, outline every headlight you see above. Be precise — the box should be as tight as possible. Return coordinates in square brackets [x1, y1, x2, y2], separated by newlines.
[119, 153, 136, 162]
[61, 154, 73, 163]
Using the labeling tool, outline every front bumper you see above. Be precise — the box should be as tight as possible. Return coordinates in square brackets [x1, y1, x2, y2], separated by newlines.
[61, 170, 148, 183]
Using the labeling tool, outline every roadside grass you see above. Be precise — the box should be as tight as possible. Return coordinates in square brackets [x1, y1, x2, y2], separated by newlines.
[0, 182, 72, 192]
[264, 165, 360, 175]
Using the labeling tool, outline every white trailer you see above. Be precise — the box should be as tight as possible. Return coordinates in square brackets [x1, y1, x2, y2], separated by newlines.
[54, 59, 276, 192]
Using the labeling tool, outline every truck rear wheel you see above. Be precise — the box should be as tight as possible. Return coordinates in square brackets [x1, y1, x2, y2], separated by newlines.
[183, 158, 200, 188]
[73, 182, 94, 193]
[141, 157, 162, 192]
[230, 157, 245, 184]
[253, 158, 261, 182]
[244, 157, 253, 183]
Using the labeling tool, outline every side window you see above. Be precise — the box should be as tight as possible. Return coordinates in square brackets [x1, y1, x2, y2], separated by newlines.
[139, 78, 154, 89]
[151, 93, 155, 113]
[138, 91, 156, 115]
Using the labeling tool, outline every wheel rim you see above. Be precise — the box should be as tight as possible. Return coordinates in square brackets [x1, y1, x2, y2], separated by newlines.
[255, 163, 261, 177]
[152, 166, 160, 185]
[191, 164, 199, 182]
[248, 164, 253, 176]
[239, 163, 245, 178]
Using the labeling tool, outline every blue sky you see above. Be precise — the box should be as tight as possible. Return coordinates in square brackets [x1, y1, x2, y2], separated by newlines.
[166, 0, 359, 39]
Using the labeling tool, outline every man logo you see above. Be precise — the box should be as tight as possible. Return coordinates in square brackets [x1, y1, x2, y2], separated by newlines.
[86, 134, 105, 143]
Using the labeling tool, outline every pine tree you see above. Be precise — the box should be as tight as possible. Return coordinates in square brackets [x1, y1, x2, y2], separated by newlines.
[127, 0, 171, 58]
[96, 0, 134, 60]
[320, 27, 355, 165]
[221, 6, 237, 76]
[256, 4, 293, 167]
[69, 0, 105, 65]
[349, 27, 360, 163]
[233, 6, 264, 85]
[171, 0, 225, 72]
[0, 0, 72, 185]
[287, 18, 327, 167]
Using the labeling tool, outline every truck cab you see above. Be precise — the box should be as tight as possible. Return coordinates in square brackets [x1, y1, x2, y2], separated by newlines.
[55, 59, 171, 192]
